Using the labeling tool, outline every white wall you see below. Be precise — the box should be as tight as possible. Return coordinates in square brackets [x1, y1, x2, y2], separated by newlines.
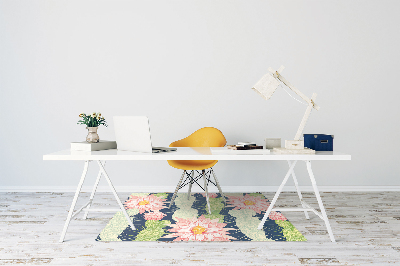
[1, 0, 399, 189]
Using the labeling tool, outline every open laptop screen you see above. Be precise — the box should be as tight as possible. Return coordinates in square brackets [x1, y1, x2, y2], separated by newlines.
[114, 116, 153, 153]
[113, 116, 176, 153]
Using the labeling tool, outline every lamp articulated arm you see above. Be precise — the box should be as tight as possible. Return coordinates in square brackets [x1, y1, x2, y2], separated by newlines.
[268, 67, 320, 111]
[267, 66, 320, 141]
[294, 93, 317, 141]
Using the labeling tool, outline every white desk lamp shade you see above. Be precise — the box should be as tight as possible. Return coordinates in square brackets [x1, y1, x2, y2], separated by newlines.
[251, 73, 281, 100]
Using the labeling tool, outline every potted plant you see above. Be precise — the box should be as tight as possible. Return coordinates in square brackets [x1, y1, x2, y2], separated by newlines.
[77, 112, 107, 143]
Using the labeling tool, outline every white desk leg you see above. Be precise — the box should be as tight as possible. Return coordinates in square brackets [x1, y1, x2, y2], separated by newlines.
[258, 160, 297, 230]
[203, 170, 211, 214]
[97, 160, 136, 231]
[59, 160, 89, 242]
[83, 160, 105, 219]
[288, 160, 310, 220]
[306, 160, 335, 242]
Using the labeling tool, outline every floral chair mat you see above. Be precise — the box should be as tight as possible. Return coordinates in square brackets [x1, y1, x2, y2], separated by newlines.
[96, 192, 306, 242]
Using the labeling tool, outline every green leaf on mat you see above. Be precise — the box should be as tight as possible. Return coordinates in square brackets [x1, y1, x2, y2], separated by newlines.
[247, 193, 265, 199]
[203, 197, 225, 222]
[135, 220, 171, 241]
[275, 220, 307, 241]
[153, 193, 168, 199]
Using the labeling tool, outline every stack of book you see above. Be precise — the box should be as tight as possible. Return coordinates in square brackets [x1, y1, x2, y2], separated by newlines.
[227, 142, 263, 150]
[211, 143, 270, 154]
[70, 140, 117, 151]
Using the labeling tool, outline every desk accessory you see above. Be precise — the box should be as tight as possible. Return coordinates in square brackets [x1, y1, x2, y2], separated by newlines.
[71, 140, 117, 151]
[227, 144, 263, 150]
[252, 66, 319, 154]
[229, 142, 261, 149]
[304, 134, 333, 151]
[77, 112, 107, 143]
[265, 138, 281, 149]
[217, 142, 268, 154]
[237, 142, 256, 147]
[212, 147, 270, 154]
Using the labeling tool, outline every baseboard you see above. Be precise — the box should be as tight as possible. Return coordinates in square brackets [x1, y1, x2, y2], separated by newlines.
[1, 186, 400, 193]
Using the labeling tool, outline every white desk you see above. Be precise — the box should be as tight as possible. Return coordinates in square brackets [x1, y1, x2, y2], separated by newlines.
[43, 147, 351, 242]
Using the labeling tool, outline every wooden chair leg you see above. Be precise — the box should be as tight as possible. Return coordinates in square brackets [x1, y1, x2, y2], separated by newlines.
[187, 170, 193, 200]
[169, 170, 186, 208]
[203, 170, 211, 214]
[211, 168, 226, 203]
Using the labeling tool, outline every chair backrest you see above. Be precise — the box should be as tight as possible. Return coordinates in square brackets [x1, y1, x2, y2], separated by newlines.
[169, 127, 226, 148]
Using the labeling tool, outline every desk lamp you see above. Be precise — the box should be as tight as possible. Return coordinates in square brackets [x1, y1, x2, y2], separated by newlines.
[252, 66, 319, 154]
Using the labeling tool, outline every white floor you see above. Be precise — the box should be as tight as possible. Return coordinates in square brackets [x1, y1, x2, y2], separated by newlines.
[0, 191, 399, 265]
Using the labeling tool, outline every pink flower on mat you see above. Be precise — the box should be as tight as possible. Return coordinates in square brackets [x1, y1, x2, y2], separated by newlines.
[227, 194, 270, 214]
[200, 193, 218, 198]
[144, 211, 166, 221]
[268, 211, 287, 221]
[165, 215, 235, 241]
[124, 194, 167, 214]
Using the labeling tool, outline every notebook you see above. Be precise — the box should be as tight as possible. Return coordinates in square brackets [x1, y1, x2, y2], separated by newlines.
[113, 116, 176, 153]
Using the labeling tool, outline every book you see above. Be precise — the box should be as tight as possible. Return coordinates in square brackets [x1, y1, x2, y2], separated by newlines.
[237, 142, 256, 146]
[70, 140, 117, 151]
[211, 147, 270, 154]
[227, 145, 263, 150]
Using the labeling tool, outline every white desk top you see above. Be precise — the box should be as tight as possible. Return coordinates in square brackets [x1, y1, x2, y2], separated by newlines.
[43, 147, 351, 161]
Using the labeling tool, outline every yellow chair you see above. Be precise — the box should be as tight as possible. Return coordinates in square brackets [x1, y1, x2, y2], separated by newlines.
[168, 127, 227, 214]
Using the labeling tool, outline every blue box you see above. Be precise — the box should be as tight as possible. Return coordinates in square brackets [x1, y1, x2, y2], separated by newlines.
[303, 134, 334, 151]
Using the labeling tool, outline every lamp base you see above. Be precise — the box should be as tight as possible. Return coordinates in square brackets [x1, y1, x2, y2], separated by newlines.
[273, 147, 315, 154]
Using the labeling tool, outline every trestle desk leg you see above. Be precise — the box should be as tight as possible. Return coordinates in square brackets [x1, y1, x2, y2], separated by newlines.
[288, 160, 309, 220]
[187, 171, 193, 200]
[97, 160, 136, 231]
[83, 161, 106, 219]
[170, 170, 186, 208]
[203, 170, 212, 214]
[306, 160, 335, 242]
[258, 160, 297, 230]
[59, 160, 89, 242]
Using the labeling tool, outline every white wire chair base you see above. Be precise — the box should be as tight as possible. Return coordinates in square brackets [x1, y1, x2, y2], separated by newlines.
[169, 168, 226, 214]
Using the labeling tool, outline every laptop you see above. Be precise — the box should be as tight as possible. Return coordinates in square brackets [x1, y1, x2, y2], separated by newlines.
[113, 116, 176, 153]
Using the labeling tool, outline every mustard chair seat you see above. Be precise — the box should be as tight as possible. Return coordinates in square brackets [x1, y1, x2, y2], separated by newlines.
[168, 160, 217, 171]
[168, 127, 227, 170]
[168, 127, 227, 214]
